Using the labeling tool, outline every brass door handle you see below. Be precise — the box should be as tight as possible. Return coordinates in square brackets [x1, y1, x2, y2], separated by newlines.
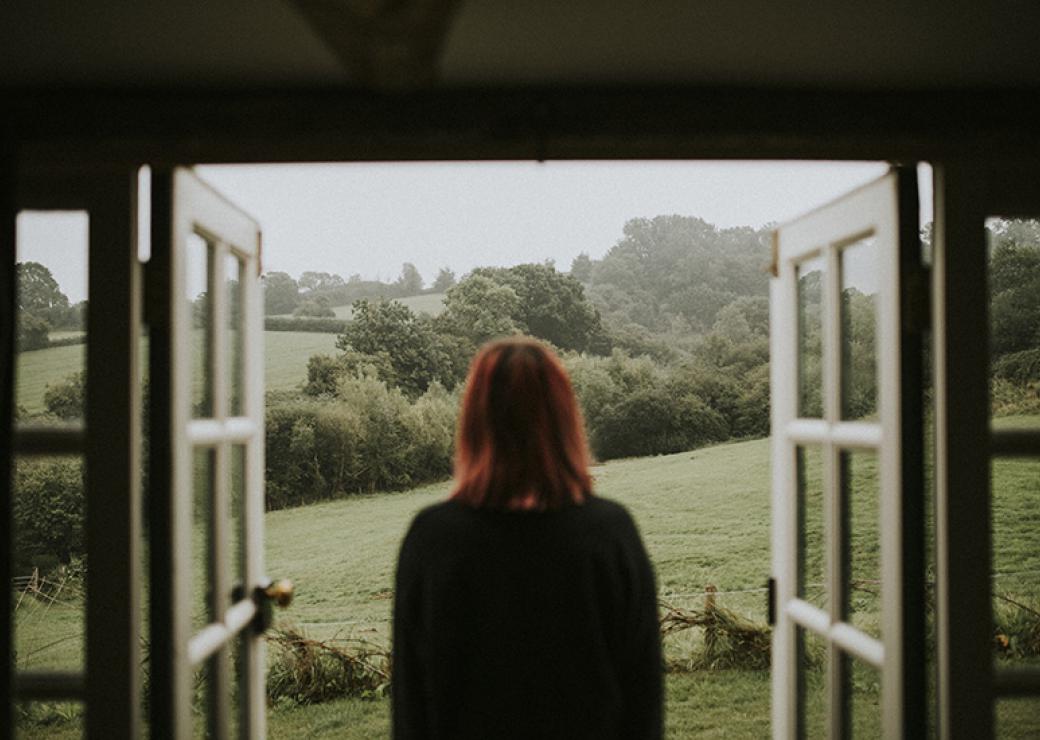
[264, 579, 294, 609]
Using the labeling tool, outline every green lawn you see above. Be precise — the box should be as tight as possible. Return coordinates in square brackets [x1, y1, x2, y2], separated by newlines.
[330, 292, 445, 320]
[16, 420, 1039, 738]
[15, 331, 339, 416]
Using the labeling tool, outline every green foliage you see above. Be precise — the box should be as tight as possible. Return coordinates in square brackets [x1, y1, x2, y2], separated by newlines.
[265, 316, 348, 333]
[267, 629, 390, 705]
[265, 271, 301, 315]
[17, 261, 71, 327]
[594, 387, 728, 460]
[14, 459, 85, 567]
[17, 313, 52, 352]
[294, 296, 336, 318]
[395, 262, 424, 296]
[336, 299, 456, 398]
[265, 378, 456, 510]
[43, 371, 85, 420]
[989, 222, 1040, 357]
[299, 271, 346, 292]
[438, 274, 521, 347]
[470, 263, 610, 354]
[430, 267, 456, 292]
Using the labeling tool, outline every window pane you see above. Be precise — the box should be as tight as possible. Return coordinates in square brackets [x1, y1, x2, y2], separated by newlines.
[991, 457, 1040, 669]
[15, 701, 83, 739]
[193, 447, 215, 631]
[986, 217, 1040, 427]
[12, 456, 86, 673]
[15, 211, 89, 423]
[797, 446, 826, 610]
[797, 626, 826, 740]
[996, 696, 1040, 738]
[798, 255, 825, 418]
[226, 254, 245, 417]
[842, 450, 881, 639]
[231, 444, 247, 588]
[839, 236, 878, 421]
[845, 653, 882, 738]
[187, 232, 213, 419]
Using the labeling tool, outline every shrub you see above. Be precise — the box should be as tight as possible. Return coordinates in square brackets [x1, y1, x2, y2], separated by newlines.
[43, 371, 85, 420]
[265, 317, 348, 333]
[13, 459, 85, 567]
[267, 629, 390, 705]
[17, 314, 51, 352]
[592, 387, 728, 460]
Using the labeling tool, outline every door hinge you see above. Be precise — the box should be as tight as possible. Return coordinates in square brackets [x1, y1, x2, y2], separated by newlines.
[767, 577, 777, 626]
[769, 231, 780, 278]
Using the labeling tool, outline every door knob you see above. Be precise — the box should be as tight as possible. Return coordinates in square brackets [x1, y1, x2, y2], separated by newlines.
[264, 578, 294, 608]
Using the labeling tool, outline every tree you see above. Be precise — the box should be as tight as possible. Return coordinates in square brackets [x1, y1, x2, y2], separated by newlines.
[17, 313, 51, 351]
[299, 271, 345, 292]
[14, 459, 85, 565]
[431, 267, 457, 292]
[44, 371, 85, 420]
[470, 263, 610, 354]
[439, 275, 521, 347]
[569, 252, 593, 283]
[17, 261, 70, 326]
[264, 271, 300, 315]
[336, 299, 453, 398]
[395, 263, 424, 296]
[988, 224, 1040, 357]
[294, 295, 336, 318]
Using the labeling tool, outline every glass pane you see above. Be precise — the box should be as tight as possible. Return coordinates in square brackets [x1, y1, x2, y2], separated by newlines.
[986, 217, 1040, 426]
[839, 236, 879, 421]
[797, 446, 826, 610]
[798, 254, 825, 418]
[991, 457, 1040, 669]
[226, 254, 245, 417]
[187, 232, 212, 419]
[845, 653, 882, 738]
[193, 448, 215, 631]
[797, 627, 827, 740]
[192, 651, 238, 740]
[231, 445, 246, 588]
[996, 696, 1040, 738]
[15, 701, 84, 739]
[12, 456, 86, 672]
[15, 211, 89, 423]
[842, 450, 882, 639]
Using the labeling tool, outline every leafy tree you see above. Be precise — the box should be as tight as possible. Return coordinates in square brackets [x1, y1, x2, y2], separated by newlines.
[14, 459, 85, 565]
[263, 272, 300, 315]
[570, 253, 593, 283]
[431, 267, 457, 292]
[470, 263, 610, 354]
[395, 263, 424, 296]
[988, 223, 1040, 357]
[294, 295, 336, 318]
[439, 275, 521, 347]
[299, 271, 346, 292]
[44, 371, 85, 420]
[17, 261, 70, 326]
[17, 313, 51, 351]
[336, 299, 453, 398]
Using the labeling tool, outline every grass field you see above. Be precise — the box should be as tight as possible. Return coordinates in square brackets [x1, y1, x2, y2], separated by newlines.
[15, 418, 1040, 738]
[329, 292, 445, 320]
[15, 331, 339, 416]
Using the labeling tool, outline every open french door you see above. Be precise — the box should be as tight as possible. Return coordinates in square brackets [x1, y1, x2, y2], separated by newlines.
[149, 168, 283, 740]
[770, 167, 927, 739]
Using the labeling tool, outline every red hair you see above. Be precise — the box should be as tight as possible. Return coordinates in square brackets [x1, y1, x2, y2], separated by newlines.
[451, 338, 593, 510]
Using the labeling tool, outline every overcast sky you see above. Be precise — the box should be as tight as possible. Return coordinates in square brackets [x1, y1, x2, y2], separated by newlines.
[17, 161, 933, 302]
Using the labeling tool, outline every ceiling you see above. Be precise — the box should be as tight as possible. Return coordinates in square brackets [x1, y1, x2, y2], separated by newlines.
[3, 0, 1040, 91]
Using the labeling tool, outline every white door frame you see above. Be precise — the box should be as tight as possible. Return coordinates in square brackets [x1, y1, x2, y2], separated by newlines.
[148, 167, 266, 740]
[771, 167, 926, 739]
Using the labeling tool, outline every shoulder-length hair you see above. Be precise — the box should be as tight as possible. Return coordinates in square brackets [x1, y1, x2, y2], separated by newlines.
[451, 337, 593, 510]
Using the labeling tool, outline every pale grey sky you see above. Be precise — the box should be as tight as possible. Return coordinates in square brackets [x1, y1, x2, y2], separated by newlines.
[17, 161, 933, 302]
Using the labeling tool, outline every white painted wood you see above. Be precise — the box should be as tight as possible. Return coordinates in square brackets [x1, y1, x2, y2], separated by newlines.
[166, 168, 263, 740]
[771, 169, 917, 739]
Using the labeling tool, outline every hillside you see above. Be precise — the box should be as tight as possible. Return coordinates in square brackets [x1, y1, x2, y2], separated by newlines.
[15, 331, 339, 416]
[15, 425, 1040, 738]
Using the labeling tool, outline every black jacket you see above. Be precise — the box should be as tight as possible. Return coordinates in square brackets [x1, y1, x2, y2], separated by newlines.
[392, 496, 663, 740]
